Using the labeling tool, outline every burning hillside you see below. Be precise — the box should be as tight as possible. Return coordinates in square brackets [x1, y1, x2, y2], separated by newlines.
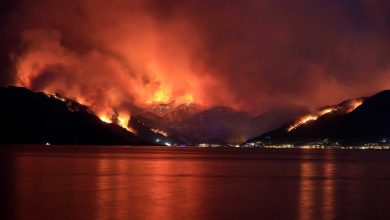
[45, 92, 137, 134]
[243, 92, 390, 146]
[287, 99, 364, 132]
[0, 86, 152, 145]
[4, 0, 389, 120]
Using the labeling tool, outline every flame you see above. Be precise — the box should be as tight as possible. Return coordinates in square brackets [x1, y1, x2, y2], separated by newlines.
[46, 91, 138, 134]
[99, 115, 112, 124]
[148, 86, 171, 104]
[288, 107, 336, 132]
[49, 93, 67, 102]
[118, 114, 137, 134]
[288, 99, 364, 132]
[98, 111, 136, 134]
[345, 100, 363, 113]
[13, 27, 215, 127]
[182, 94, 194, 103]
[45, 90, 138, 134]
[146, 85, 194, 105]
[151, 128, 169, 137]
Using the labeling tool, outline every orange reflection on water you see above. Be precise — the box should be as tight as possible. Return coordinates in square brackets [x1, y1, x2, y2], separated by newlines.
[298, 155, 316, 220]
[95, 154, 202, 219]
[322, 152, 335, 220]
[298, 151, 336, 220]
[96, 158, 113, 220]
[96, 157, 141, 220]
[146, 159, 173, 220]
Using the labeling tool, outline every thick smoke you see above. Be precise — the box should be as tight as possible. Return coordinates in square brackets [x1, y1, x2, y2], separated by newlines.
[1, 0, 390, 114]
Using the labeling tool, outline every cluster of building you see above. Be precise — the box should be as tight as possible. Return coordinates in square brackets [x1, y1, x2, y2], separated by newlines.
[197, 143, 240, 148]
[242, 140, 390, 150]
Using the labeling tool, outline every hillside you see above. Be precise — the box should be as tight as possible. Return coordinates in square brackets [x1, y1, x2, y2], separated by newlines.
[0, 86, 162, 145]
[246, 90, 390, 146]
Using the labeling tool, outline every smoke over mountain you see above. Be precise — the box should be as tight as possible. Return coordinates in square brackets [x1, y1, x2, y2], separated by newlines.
[1, 0, 390, 116]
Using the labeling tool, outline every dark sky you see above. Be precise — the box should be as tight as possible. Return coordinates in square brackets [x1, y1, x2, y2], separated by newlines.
[0, 0, 389, 114]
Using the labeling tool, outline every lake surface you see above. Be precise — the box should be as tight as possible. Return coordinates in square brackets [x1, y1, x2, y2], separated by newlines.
[1, 146, 390, 220]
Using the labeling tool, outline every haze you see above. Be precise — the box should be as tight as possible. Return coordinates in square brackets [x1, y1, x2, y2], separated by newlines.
[0, 0, 389, 116]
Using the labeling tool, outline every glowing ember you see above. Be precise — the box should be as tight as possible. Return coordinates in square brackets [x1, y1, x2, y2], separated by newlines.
[49, 93, 67, 102]
[151, 128, 169, 137]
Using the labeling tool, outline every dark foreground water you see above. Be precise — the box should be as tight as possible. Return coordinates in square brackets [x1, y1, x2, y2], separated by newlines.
[1, 146, 390, 220]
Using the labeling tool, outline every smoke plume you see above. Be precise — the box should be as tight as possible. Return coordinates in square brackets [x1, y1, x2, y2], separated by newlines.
[0, 0, 389, 115]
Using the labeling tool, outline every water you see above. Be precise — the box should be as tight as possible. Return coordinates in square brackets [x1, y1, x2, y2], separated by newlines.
[1, 146, 390, 220]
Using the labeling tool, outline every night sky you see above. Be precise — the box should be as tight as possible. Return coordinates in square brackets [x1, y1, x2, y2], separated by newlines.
[0, 0, 389, 115]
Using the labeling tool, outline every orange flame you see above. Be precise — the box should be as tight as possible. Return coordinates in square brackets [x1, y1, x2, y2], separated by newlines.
[345, 100, 363, 113]
[99, 114, 112, 124]
[98, 111, 136, 134]
[288, 107, 336, 131]
[148, 86, 172, 104]
[13, 28, 211, 133]
[44, 91, 137, 133]
[288, 99, 364, 132]
[151, 128, 169, 137]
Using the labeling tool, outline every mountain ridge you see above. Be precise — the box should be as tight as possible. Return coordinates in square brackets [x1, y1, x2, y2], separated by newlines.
[245, 90, 390, 146]
[0, 86, 178, 145]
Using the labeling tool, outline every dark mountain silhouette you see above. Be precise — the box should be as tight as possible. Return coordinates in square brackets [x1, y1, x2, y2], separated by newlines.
[135, 105, 305, 145]
[0, 86, 163, 145]
[246, 90, 390, 145]
[0, 86, 304, 145]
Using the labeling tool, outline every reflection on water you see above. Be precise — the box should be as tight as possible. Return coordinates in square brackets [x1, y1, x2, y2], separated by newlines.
[323, 153, 335, 220]
[299, 151, 335, 220]
[299, 155, 316, 220]
[2, 147, 390, 220]
[95, 156, 203, 219]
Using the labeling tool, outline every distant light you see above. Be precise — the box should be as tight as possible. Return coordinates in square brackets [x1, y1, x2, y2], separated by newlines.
[45, 142, 51, 146]
[164, 142, 171, 146]
[156, 139, 160, 143]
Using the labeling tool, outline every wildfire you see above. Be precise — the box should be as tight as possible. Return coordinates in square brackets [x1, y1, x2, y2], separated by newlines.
[14, 27, 207, 129]
[98, 111, 136, 134]
[99, 115, 112, 124]
[288, 107, 337, 132]
[49, 93, 67, 102]
[345, 100, 363, 113]
[150, 86, 171, 103]
[288, 99, 364, 132]
[151, 128, 169, 137]
[147, 86, 194, 105]
[44, 90, 138, 134]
